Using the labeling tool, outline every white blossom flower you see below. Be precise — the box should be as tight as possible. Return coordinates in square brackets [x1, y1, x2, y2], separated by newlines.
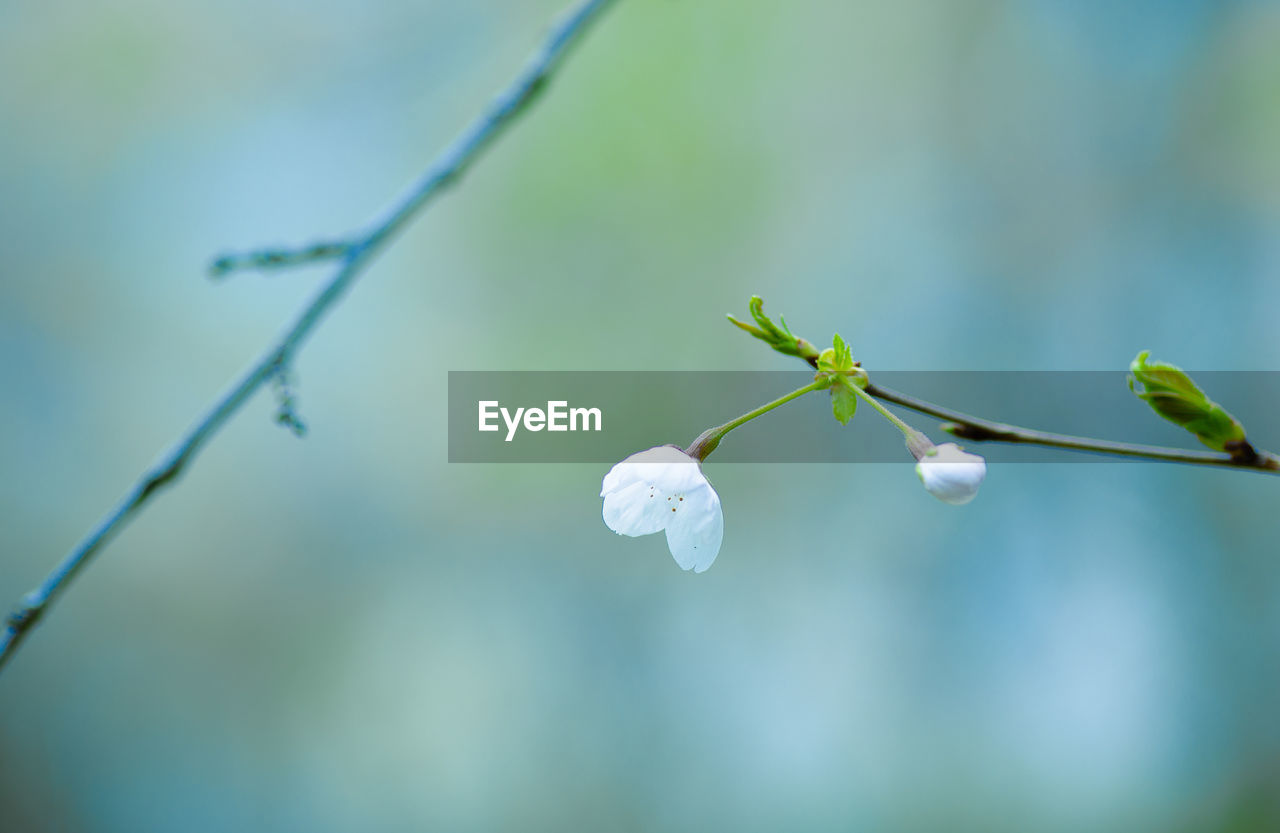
[600, 445, 724, 573]
[915, 442, 986, 505]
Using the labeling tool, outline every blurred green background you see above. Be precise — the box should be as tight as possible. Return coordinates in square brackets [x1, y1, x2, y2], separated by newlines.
[3, 0, 1279, 830]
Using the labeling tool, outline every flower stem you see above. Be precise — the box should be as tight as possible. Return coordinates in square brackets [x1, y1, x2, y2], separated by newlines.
[686, 379, 830, 461]
[844, 383, 911, 436]
[844, 382, 933, 456]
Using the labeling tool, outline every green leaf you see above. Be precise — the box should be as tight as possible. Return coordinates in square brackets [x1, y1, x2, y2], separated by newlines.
[726, 314, 767, 340]
[1129, 351, 1247, 452]
[831, 382, 858, 425]
[817, 334, 854, 371]
[728, 297, 826, 367]
[729, 296, 815, 359]
[747, 296, 780, 338]
[832, 333, 853, 370]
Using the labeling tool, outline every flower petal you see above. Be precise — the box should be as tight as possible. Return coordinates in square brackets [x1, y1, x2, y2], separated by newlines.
[664, 482, 723, 573]
[601, 445, 701, 497]
[916, 443, 986, 505]
[602, 479, 670, 537]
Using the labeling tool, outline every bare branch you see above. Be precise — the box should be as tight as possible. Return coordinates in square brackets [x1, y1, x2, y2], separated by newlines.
[210, 241, 356, 278]
[0, 0, 618, 674]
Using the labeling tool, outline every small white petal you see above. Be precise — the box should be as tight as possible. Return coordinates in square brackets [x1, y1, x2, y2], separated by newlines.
[602, 479, 669, 537]
[600, 445, 701, 497]
[916, 442, 986, 505]
[664, 483, 723, 573]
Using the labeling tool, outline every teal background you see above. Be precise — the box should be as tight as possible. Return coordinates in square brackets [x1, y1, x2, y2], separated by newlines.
[2, 0, 1279, 830]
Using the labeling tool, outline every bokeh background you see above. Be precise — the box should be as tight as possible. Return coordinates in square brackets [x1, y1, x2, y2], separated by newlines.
[3, 0, 1279, 830]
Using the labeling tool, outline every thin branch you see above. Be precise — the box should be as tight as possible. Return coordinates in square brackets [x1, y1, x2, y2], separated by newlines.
[866, 382, 1280, 473]
[210, 241, 356, 278]
[0, 0, 617, 675]
[788, 354, 1280, 473]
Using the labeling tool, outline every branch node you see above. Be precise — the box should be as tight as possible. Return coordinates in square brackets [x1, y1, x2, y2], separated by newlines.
[941, 421, 1009, 442]
[1224, 439, 1260, 466]
[271, 363, 307, 438]
[6, 598, 43, 633]
[208, 241, 356, 279]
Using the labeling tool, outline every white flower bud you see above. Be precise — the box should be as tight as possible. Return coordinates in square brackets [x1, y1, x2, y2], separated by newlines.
[915, 442, 986, 505]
